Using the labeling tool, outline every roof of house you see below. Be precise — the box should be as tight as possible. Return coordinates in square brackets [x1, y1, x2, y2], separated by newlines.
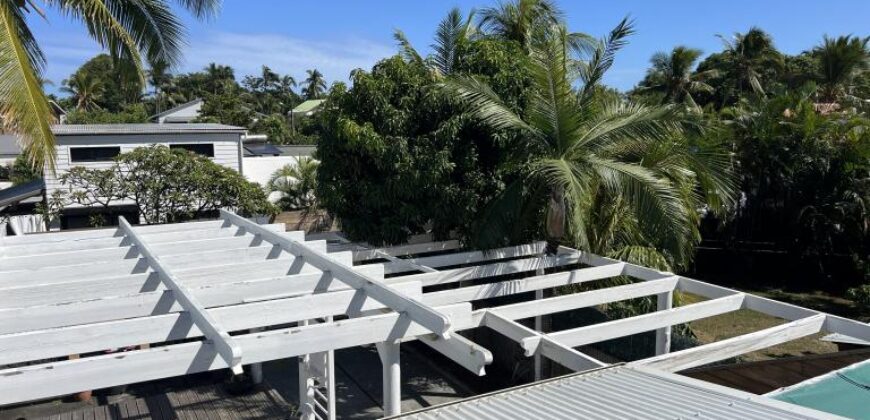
[51, 123, 246, 136]
[243, 143, 284, 157]
[389, 365, 840, 420]
[291, 99, 325, 114]
[149, 98, 204, 120]
[0, 179, 44, 208]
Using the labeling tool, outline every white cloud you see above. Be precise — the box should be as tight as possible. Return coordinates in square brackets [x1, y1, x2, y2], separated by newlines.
[181, 31, 395, 84]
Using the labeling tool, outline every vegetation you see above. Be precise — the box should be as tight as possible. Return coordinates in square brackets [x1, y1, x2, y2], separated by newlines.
[7, 153, 42, 185]
[59, 145, 276, 225]
[268, 157, 319, 211]
[0, 0, 222, 169]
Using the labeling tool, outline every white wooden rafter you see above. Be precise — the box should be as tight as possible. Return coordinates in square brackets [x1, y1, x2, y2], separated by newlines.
[117, 217, 245, 375]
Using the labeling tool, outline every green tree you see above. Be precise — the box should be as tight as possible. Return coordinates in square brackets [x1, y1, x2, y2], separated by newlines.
[301, 69, 327, 99]
[637, 46, 717, 110]
[61, 71, 105, 111]
[66, 103, 150, 124]
[394, 7, 478, 77]
[446, 20, 734, 268]
[316, 37, 533, 245]
[9, 153, 41, 185]
[268, 157, 319, 210]
[250, 114, 292, 144]
[197, 91, 252, 127]
[715, 27, 783, 98]
[813, 35, 870, 102]
[0, 1, 220, 168]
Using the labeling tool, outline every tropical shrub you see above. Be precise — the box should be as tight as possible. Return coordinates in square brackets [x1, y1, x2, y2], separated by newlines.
[268, 158, 319, 211]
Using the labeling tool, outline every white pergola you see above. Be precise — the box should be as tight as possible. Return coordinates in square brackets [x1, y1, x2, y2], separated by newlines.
[0, 210, 868, 420]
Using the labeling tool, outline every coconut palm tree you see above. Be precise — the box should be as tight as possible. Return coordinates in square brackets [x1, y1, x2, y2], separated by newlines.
[301, 69, 327, 99]
[814, 35, 870, 102]
[147, 60, 173, 113]
[204, 62, 235, 94]
[279, 75, 296, 95]
[716, 27, 783, 98]
[0, 0, 222, 169]
[446, 20, 734, 268]
[478, 0, 560, 49]
[394, 7, 478, 77]
[61, 72, 105, 111]
[640, 46, 718, 110]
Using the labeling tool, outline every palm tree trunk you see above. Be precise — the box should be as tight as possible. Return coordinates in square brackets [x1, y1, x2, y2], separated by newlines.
[545, 186, 566, 255]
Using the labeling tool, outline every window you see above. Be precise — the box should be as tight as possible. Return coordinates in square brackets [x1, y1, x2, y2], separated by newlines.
[70, 147, 121, 162]
[170, 143, 214, 157]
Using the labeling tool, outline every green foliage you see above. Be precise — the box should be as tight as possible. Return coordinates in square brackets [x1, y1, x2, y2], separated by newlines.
[847, 284, 870, 311]
[316, 37, 533, 245]
[268, 157, 319, 210]
[66, 103, 149, 124]
[197, 91, 253, 127]
[9, 153, 41, 185]
[70, 54, 142, 111]
[250, 114, 292, 144]
[813, 35, 870, 102]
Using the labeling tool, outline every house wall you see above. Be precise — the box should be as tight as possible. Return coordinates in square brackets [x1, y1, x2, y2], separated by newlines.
[46, 132, 242, 209]
[157, 101, 202, 123]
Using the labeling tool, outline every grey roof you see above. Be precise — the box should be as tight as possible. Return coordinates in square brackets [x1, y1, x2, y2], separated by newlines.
[149, 98, 203, 120]
[389, 365, 843, 420]
[0, 179, 44, 208]
[276, 145, 315, 156]
[52, 123, 246, 136]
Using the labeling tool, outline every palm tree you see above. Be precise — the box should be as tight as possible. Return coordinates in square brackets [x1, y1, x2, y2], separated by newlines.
[301, 69, 327, 99]
[813, 35, 870, 102]
[445, 20, 734, 268]
[205, 62, 235, 94]
[716, 27, 783, 98]
[279, 75, 296, 95]
[0, 0, 221, 169]
[147, 60, 173, 113]
[394, 7, 478, 76]
[479, 0, 560, 49]
[61, 72, 105, 111]
[268, 157, 319, 210]
[640, 46, 718, 110]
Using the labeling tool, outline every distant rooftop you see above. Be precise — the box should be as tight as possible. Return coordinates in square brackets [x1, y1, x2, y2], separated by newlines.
[52, 123, 246, 136]
[149, 98, 203, 120]
[291, 99, 325, 114]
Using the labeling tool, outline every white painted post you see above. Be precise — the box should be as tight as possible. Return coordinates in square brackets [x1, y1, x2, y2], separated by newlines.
[376, 341, 401, 417]
[655, 291, 673, 355]
[534, 289, 544, 381]
[297, 320, 315, 420]
[250, 327, 263, 384]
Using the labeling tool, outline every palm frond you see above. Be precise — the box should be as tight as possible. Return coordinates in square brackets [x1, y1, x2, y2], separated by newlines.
[442, 75, 539, 135]
[173, 0, 220, 19]
[578, 16, 634, 101]
[0, 1, 55, 170]
[393, 29, 424, 66]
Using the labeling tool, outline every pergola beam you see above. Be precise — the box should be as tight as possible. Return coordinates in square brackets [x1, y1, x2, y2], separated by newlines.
[118, 217, 244, 375]
[220, 210, 453, 338]
[482, 311, 606, 372]
[636, 314, 827, 372]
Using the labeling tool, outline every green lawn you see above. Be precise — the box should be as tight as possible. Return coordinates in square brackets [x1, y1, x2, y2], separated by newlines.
[678, 289, 864, 362]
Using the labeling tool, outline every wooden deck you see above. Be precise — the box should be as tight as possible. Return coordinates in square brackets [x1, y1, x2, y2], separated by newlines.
[682, 348, 870, 394]
[2, 383, 294, 420]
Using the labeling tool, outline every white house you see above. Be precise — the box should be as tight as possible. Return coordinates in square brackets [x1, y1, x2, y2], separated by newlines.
[149, 98, 204, 124]
[47, 123, 246, 228]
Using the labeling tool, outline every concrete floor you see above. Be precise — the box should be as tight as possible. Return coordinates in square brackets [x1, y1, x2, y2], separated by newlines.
[264, 344, 474, 419]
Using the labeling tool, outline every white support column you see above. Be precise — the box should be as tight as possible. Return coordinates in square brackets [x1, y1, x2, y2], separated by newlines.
[376, 340, 402, 417]
[534, 289, 544, 380]
[655, 290, 673, 355]
[249, 327, 264, 384]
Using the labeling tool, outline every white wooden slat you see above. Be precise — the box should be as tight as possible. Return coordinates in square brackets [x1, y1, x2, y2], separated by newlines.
[0, 281, 423, 365]
[118, 217, 244, 375]
[0, 264, 386, 333]
[0, 219, 234, 246]
[481, 311, 605, 372]
[422, 263, 625, 306]
[0, 231, 291, 269]
[546, 293, 746, 348]
[0, 303, 474, 405]
[0, 224, 290, 258]
[404, 252, 583, 288]
[0, 241, 332, 288]
[352, 240, 462, 262]
[636, 314, 826, 372]
[485, 277, 679, 321]
[376, 250, 437, 273]
[0, 261, 385, 310]
[382, 242, 546, 274]
[221, 210, 453, 339]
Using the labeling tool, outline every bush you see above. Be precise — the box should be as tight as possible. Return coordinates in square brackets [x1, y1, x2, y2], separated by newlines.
[267, 157, 318, 211]
[9, 154, 41, 185]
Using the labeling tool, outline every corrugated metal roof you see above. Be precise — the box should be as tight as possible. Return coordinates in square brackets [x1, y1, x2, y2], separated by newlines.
[0, 179, 44, 207]
[389, 365, 844, 420]
[291, 99, 325, 113]
[52, 123, 245, 136]
[149, 98, 203, 119]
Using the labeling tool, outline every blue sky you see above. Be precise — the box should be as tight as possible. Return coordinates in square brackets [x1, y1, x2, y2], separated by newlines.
[31, 1, 870, 96]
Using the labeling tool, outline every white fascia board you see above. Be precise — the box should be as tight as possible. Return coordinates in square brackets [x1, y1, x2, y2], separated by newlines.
[417, 333, 493, 376]
[220, 210, 453, 339]
[0, 303, 474, 405]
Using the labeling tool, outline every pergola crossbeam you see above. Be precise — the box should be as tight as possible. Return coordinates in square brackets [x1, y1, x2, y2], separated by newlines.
[118, 217, 244, 375]
[220, 210, 453, 338]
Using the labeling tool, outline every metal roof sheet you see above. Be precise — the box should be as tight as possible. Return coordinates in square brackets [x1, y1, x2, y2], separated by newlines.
[389, 365, 844, 420]
[149, 98, 203, 119]
[51, 123, 245, 136]
[0, 179, 44, 208]
[291, 99, 325, 113]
